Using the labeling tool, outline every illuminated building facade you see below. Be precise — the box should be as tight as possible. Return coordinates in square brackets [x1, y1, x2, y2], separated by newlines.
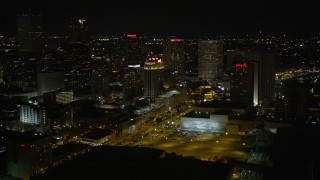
[163, 38, 185, 74]
[19, 101, 46, 126]
[198, 40, 223, 84]
[37, 71, 64, 95]
[143, 56, 164, 99]
[16, 11, 43, 52]
[56, 91, 74, 104]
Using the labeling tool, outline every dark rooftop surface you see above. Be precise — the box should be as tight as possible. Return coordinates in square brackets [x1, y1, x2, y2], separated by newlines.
[52, 142, 91, 160]
[0, 130, 49, 143]
[32, 146, 232, 180]
[80, 128, 112, 140]
[196, 101, 248, 109]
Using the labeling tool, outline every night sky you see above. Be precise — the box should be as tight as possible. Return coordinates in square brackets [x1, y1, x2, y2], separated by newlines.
[0, 0, 319, 37]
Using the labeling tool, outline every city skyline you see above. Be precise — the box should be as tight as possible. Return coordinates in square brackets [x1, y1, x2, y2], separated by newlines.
[1, 0, 319, 37]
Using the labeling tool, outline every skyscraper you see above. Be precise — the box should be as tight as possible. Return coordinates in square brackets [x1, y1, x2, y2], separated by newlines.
[143, 55, 164, 99]
[163, 38, 185, 74]
[123, 66, 143, 100]
[230, 60, 259, 106]
[16, 11, 43, 52]
[198, 40, 223, 84]
[245, 51, 275, 103]
[228, 50, 276, 104]
[68, 17, 90, 44]
[122, 34, 147, 68]
[63, 43, 92, 91]
[91, 71, 110, 93]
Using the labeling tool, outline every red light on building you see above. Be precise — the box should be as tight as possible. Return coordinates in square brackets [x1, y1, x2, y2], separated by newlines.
[125, 34, 137, 38]
[19, 144, 26, 147]
[235, 63, 247, 67]
[171, 38, 183, 42]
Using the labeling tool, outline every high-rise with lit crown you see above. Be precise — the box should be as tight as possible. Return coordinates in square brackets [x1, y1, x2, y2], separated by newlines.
[198, 40, 223, 84]
[143, 55, 164, 99]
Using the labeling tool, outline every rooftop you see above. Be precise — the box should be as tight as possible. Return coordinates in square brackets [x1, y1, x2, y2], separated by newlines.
[32, 146, 232, 180]
[80, 128, 112, 140]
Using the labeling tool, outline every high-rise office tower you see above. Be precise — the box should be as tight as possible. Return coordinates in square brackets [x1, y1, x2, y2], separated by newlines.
[246, 51, 275, 103]
[63, 43, 92, 91]
[122, 34, 147, 68]
[37, 71, 64, 95]
[16, 11, 43, 52]
[184, 39, 198, 74]
[122, 65, 143, 100]
[91, 71, 110, 93]
[163, 38, 185, 74]
[230, 59, 259, 106]
[68, 17, 90, 44]
[198, 40, 223, 84]
[283, 85, 307, 122]
[228, 50, 276, 104]
[0, 66, 3, 85]
[143, 55, 164, 99]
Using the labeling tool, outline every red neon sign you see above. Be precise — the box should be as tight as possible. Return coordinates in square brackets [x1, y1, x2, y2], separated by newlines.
[235, 63, 247, 67]
[20, 144, 26, 147]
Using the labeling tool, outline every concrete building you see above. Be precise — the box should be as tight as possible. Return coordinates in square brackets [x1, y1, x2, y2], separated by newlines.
[180, 111, 228, 132]
[37, 72, 64, 96]
[6, 131, 52, 179]
[56, 91, 74, 104]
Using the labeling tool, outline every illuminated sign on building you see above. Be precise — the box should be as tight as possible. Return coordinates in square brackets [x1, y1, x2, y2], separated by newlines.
[145, 57, 161, 63]
[170, 38, 183, 42]
[128, 65, 141, 68]
[235, 63, 247, 67]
